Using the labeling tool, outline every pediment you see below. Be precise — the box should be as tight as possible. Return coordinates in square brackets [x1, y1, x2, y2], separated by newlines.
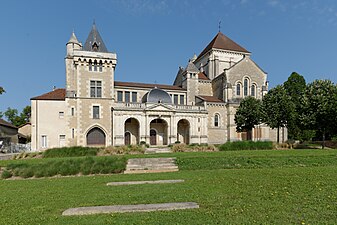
[145, 103, 175, 111]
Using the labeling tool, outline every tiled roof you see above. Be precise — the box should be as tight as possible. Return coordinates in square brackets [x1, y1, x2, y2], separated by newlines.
[198, 32, 250, 59]
[0, 119, 17, 129]
[198, 95, 223, 103]
[198, 72, 210, 80]
[115, 81, 186, 91]
[31, 88, 66, 101]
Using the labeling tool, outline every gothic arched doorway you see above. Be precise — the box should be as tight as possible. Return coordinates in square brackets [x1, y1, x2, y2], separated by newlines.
[87, 127, 106, 146]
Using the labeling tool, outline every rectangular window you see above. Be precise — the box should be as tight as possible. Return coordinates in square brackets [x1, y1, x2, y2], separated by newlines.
[59, 111, 64, 119]
[179, 95, 184, 105]
[93, 106, 100, 119]
[90, 80, 102, 98]
[132, 92, 137, 102]
[71, 108, 74, 116]
[41, 135, 47, 148]
[72, 128, 75, 139]
[125, 91, 130, 103]
[174, 94, 178, 105]
[117, 91, 123, 102]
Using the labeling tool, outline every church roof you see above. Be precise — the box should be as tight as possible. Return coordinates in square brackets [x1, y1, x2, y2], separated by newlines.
[198, 72, 209, 80]
[198, 95, 223, 103]
[31, 88, 66, 101]
[197, 32, 250, 59]
[115, 81, 185, 91]
[185, 61, 199, 73]
[83, 23, 108, 53]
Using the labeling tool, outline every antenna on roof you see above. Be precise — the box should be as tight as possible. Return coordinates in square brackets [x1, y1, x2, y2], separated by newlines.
[218, 20, 221, 33]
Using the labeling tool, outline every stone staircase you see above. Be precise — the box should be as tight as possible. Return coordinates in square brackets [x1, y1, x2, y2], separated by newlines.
[145, 147, 172, 154]
[124, 157, 178, 174]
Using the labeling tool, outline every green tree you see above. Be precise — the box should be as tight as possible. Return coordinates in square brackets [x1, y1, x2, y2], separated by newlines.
[3, 106, 31, 127]
[301, 79, 337, 148]
[235, 96, 262, 140]
[262, 85, 295, 143]
[0, 86, 4, 95]
[20, 106, 31, 123]
[283, 72, 306, 140]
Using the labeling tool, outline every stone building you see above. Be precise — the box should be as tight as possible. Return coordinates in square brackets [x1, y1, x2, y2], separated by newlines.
[31, 24, 284, 151]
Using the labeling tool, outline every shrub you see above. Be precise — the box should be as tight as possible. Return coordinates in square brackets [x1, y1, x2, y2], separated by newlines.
[171, 143, 218, 152]
[99, 145, 145, 155]
[43, 146, 99, 158]
[219, 141, 273, 151]
[4, 156, 127, 179]
[1, 170, 13, 179]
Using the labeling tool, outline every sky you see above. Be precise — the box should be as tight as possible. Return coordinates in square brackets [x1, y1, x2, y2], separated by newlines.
[1, 0, 337, 113]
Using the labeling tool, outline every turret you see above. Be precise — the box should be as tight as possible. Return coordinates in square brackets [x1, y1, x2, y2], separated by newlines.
[66, 31, 82, 55]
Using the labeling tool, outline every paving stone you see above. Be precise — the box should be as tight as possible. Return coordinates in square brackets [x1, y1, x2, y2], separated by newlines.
[124, 157, 178, 174]
[107, 179, 184, 186]
[62, 202, 199, 216]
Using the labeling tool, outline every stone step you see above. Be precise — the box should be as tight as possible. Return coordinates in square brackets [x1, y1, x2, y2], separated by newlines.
[124, 157, 179, 174]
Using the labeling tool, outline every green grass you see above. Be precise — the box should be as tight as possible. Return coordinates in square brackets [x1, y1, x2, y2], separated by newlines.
[1, 149, 337, 224]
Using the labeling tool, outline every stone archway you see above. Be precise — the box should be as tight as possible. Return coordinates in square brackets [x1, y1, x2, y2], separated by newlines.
[150, 118, 168, 145]
[87, 127, 106, 146]
[124, 118, 140, 145]
[177, 119, 190, 144]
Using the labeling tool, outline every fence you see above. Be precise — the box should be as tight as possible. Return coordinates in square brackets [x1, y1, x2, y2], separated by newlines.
[0, 142, 31, 153]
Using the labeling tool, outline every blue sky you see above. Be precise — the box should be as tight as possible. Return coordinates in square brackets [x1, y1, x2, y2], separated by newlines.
[1, 0, 337, 113]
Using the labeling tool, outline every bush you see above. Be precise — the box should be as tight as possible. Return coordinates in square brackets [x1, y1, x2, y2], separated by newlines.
[42, 146, 99, 158]
[219, 141, 273, 151]
[99, 145, 145, 155]
[3, 156, 127, 179]
[1, 170, 13, 179]
[171, 143, 218, 152]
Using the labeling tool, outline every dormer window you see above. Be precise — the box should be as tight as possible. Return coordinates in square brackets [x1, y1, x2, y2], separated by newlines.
[92, 42, 99, 51]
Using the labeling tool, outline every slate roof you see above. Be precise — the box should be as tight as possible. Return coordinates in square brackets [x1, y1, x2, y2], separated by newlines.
[68, 31, 80, 44]
[185, 61, 199, 73]
[31, 88, 66, 101]
[115, 81, 185, 91]
[198, 95, 223, 103]
[0, 119, 17, 129]
[83, 23, 108, 53]
[197, 32, 250, 59]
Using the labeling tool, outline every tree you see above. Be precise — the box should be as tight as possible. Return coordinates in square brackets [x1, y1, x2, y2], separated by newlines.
[235, 96, 263, 140]
[300, 79, 337, 148]
[0, 86, 4, 95]
[262, 85, 295, 143]
[3, 106, 31, 127]
[283, 72, 306, 140]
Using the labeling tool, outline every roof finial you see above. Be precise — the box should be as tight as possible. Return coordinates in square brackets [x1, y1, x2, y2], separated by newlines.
[218, 20, 221, 33]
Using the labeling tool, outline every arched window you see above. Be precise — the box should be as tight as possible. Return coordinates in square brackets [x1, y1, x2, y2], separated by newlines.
[244, 78, 249, 96]
[94, 60, 97, 71]
[214, 114, 220, 127]
[236, 83, 241, 96]
[251, 84, 256, 97]
[89, 60, 92, 71]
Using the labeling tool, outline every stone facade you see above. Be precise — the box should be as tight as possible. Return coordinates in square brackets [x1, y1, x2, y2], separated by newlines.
[30, 25, 285, 151]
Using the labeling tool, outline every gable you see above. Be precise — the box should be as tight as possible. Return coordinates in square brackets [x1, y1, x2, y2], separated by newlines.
[145, 104, 175, 112]
[226, 57, 267, 87]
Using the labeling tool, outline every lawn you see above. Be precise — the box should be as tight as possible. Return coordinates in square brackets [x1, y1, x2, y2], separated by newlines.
[1, 149, 337, 224]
